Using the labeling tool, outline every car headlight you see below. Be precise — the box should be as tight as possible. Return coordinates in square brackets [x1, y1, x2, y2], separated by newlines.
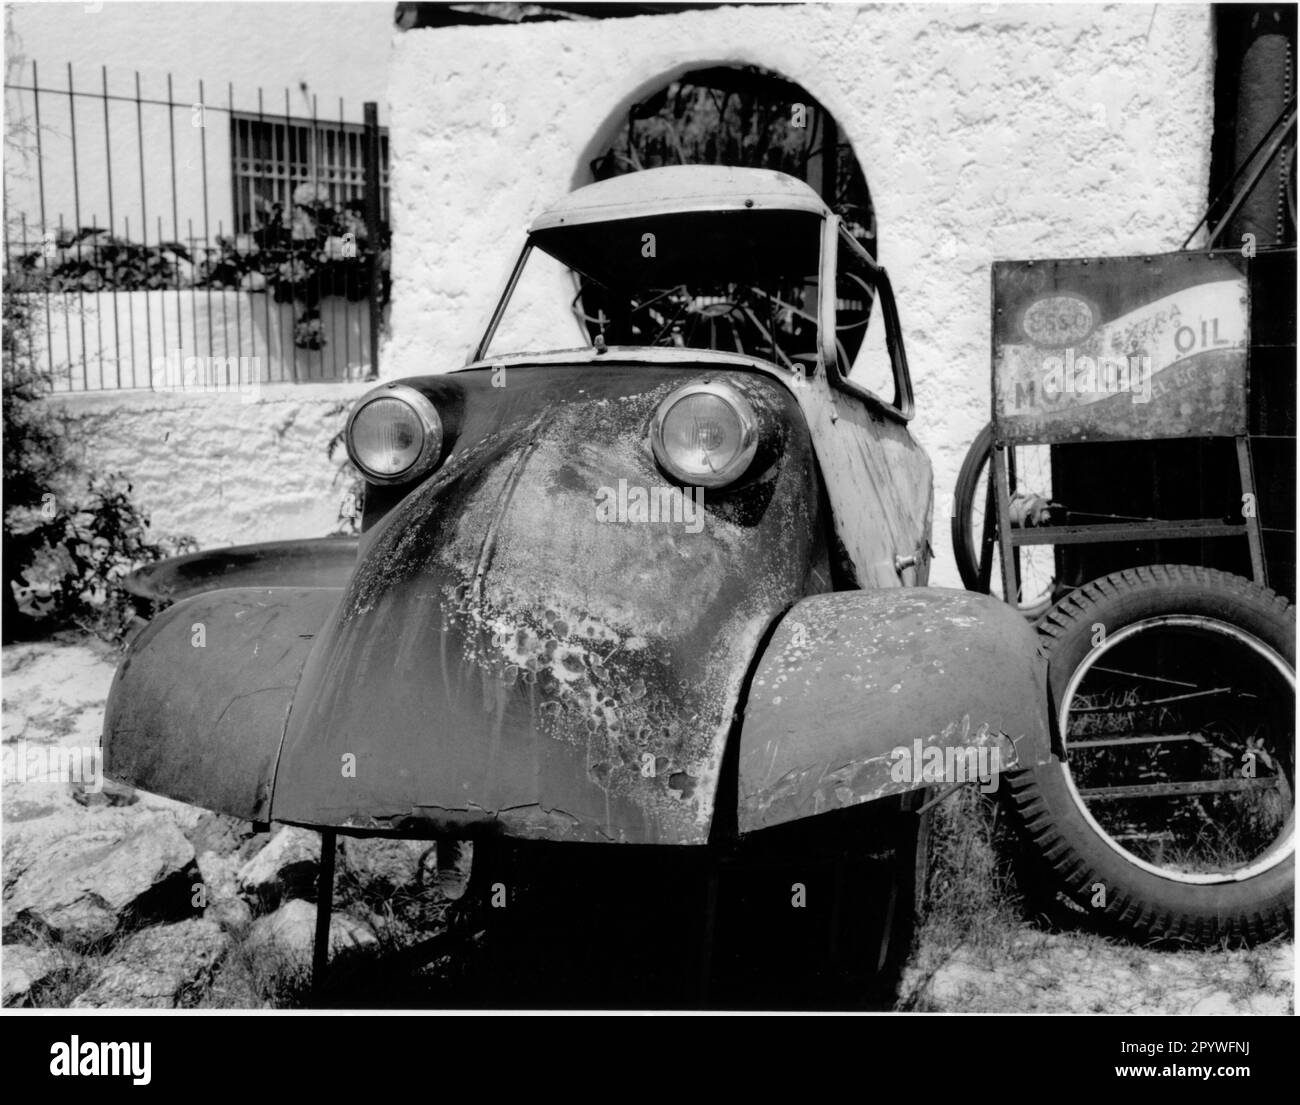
[650, 381, 759, 488]
[345, 384, 444, 484]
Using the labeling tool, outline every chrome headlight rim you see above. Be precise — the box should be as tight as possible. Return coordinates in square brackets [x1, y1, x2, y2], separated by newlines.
[650, 380, 760, 489]
[345, 383, 444, 485]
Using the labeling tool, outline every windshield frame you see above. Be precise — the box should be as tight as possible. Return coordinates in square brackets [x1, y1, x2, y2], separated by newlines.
[471, 210, 828, 375]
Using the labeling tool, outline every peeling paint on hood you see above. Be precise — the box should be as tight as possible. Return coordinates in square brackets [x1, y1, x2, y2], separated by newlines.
[270, 364, 829, 844]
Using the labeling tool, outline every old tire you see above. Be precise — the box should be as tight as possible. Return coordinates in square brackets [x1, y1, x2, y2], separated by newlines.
[1005, 565, 1294, 945]
[952, 422, 993, 594]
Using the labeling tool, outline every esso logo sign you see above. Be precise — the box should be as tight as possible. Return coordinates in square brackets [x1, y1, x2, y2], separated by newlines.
[1020, 294, 1096, 346]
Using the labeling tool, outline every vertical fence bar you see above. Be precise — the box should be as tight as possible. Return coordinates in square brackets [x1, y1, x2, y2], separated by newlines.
[57, 214, 72, 386]
[198, 79, 214, 378]
[155, 214, 168, 387]
[285, 87, 298, 383]
[217, 218, 230, 378]
[339, 96, 350, 377]
[311, 91, 321, 381]
[102, 66, 122, 388]
[167, 73, 183, 354]
[134, 71, 152, 388]
[31, 61, 55, 377]
[91, 215, 104, 382]
[231, 98, 243, 233]
[187, 217, 199, 382]
[259, 87, 275, 383]
[363, 101, 381, 381]
[124, 215, 137, 386]
[67, 64, 88, 389]
[229, 82, 243, 382]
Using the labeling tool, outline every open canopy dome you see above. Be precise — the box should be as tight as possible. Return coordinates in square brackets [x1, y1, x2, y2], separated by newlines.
[529, 165, 830, 231]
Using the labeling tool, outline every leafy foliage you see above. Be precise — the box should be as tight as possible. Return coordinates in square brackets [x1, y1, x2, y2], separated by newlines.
[2, 292, 66, 508]
[2, 293, 195, 641]
[7, 183, 391, 350]
[325, 400, 363, 536]
[591, 68, 875, 242]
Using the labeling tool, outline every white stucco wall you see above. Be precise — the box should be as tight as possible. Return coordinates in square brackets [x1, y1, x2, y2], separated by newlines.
[386, 2, 1217, 586]
[49, 382, 373, 549]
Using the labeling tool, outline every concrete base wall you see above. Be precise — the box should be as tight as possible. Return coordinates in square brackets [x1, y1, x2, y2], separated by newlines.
[49, 383, 371, 549]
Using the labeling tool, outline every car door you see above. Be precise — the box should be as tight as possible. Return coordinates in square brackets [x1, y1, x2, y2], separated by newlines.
[797, 218, 933, 588]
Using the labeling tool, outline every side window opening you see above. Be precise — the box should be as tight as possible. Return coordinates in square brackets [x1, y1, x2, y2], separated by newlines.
[835, 227, 910, 416]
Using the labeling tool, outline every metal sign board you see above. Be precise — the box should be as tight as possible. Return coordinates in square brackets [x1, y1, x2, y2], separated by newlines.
[992, 250, 1249, 444]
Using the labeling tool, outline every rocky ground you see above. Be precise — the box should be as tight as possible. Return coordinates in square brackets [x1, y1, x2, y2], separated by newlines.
[2, 636, 450, 1008]
[2, 636, 1294, 1011]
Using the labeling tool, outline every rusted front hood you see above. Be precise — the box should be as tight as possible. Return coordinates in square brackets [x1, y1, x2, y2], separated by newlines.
[270, 366, 827, 843]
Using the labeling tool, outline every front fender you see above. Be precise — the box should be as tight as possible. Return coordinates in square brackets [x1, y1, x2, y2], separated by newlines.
[103, 587, 343, 821]
[738, 589, 1053, 832]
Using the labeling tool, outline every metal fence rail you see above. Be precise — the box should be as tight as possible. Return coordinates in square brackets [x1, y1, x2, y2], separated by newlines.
[3, 62, 389, 391]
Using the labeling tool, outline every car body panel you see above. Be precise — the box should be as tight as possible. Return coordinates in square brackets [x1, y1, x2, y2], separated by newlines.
[102, 166, 1049, 851]
[738, 588, 1053, 832]
[795, 369, 933, 587]
[103, 587, 343, 821]
[268, 365, 830, 843]
[529, 165, 829, 231]
[123, 538, 358, 604]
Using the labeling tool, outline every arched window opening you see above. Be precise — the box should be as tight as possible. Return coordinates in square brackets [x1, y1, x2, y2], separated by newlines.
[588, 65, 875, 249]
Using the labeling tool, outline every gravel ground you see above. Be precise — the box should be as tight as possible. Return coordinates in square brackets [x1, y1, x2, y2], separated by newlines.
[3, 637, 1294, 1012]
[899, 925, 1293, 1015]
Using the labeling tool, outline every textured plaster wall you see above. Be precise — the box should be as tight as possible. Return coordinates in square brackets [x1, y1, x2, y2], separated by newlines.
[49, 384, 372, 549]
[387, 2, 1216, 585]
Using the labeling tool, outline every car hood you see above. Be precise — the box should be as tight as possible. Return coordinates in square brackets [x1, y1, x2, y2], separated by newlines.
[269, 363, 830, 843]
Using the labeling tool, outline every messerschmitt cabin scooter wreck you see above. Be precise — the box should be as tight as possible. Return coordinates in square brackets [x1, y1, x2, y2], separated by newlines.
[105, 166, 1065, 1002]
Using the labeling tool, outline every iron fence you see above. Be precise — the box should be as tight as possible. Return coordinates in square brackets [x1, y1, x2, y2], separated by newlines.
[3, 62, 389, 391]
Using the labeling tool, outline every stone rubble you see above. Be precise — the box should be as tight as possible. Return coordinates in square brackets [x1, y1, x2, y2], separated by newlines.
[71, 918, 229, 1008]
[5, 815, 198, 948]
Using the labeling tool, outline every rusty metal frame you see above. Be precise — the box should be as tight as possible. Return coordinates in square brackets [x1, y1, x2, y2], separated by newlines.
[470, 242, 534, 362]
[987, 250, 1268, 597]
[989, 436, 1267, 597]
[824, 219, 914, 422]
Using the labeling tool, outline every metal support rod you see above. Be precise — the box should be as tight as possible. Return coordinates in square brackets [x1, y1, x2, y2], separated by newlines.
[1236, 436, 1268, 585]
[1183, 96, 1296, 249]
[1009, 519, 1254, 545]
[976, 470, 997, 592]
[990, 444, 1019, 604]
[312, 829, 337, 996]
[363, 101, 382, 380]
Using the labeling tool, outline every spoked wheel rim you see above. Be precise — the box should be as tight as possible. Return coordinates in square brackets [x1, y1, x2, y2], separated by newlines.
[1058, 614, 1295, 885]
[962, 440, 1057, 614]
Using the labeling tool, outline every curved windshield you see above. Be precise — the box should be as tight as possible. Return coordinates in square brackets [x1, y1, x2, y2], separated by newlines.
[478, 209, 825, 369]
